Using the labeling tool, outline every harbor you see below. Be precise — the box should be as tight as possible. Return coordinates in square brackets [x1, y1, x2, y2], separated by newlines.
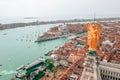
[12, 20, 120, 80]
[0, 0, 120, 79]
[0, 23, 68, 80]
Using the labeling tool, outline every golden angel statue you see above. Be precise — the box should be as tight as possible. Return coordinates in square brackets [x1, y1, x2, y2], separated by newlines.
[87, 23, 101, 51]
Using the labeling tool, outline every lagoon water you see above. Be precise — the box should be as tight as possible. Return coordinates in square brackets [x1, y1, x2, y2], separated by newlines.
[0, 15, 117, 80]
[0, 22, 68, 80]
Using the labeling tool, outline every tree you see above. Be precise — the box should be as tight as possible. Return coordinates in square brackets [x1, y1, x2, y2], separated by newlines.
[52, 66, 57, 78]
[45, 59, 51, 65]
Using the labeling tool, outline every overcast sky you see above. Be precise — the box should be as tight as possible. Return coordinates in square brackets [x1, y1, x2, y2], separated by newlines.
[0, 0, 120, 19]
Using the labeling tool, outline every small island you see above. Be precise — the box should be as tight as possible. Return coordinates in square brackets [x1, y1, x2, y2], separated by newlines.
[0, 17, 120, 30]
[35, 23, 86, 42]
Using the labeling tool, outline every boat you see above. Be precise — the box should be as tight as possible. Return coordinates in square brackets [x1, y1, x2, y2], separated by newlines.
[16, 65, 26, 71]
[55, 46, 58, 48]
[3, 33, 7, 35]
[24, 57, 45, 70]
[45, 50, 54, 56]
[16, 68, 38, 79]
[15, 58, 55, 80]
[15, 57, 46, 79]
[15, 72, 26, 79]
[16, 57, 45, 71]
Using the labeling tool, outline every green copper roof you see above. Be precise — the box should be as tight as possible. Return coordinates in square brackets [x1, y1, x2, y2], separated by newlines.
[88, 50, 99, 66]
[88, 50, 97, 56]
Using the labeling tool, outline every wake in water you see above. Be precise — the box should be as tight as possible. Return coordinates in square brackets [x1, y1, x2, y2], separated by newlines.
[0, 70, 17, 75]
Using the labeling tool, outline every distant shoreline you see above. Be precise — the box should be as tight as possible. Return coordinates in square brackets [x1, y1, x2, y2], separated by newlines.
[0, 17, 120, 30]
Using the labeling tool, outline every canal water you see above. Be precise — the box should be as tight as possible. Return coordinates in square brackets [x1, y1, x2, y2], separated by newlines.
[0, 24, 68, 80]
